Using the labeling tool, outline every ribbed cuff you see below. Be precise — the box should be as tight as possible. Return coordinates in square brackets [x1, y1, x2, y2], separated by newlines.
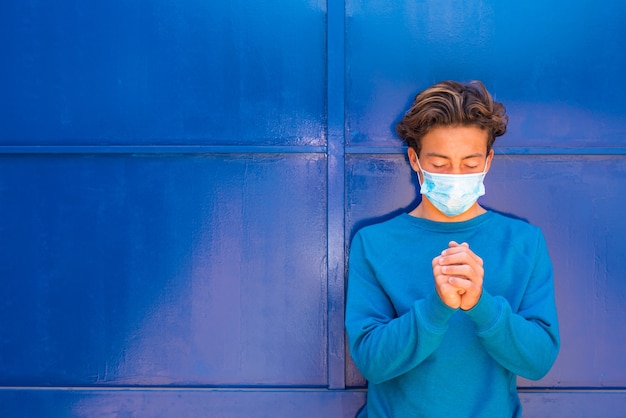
[417, 291, 458, 333]
[464, 290, 502, 333]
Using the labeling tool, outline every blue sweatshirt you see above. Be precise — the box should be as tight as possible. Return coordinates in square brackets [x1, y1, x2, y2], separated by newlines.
[345, 211, 560, 418]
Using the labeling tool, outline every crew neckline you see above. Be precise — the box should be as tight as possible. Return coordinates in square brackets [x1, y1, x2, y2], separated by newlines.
[400, 210, 495, 232]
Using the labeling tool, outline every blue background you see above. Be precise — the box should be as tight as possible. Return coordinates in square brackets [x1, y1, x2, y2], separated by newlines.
[1, 0, 625, 416]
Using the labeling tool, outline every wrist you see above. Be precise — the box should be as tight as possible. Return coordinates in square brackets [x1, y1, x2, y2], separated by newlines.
[460, 290, 482, 311]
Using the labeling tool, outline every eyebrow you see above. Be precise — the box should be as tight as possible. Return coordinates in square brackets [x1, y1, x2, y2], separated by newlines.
[424, 152, 485, 160]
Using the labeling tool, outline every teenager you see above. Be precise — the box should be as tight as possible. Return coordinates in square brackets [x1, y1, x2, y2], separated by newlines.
[345, 80, 560, 417]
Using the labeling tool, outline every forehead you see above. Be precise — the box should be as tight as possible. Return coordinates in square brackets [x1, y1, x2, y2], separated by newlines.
[420, 125, 489, 158]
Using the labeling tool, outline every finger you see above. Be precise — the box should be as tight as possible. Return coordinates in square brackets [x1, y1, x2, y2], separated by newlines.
[448, 276, 473, 291]
[440, 252, 483, 270]
[434, 273, 449, 286]
[441, 264, 476, 279]
[435, 273, 469, 293]
[440, 245, 467, 257]
[442, 244, 474, 257]
[435, 271, 470, 293]
[438, 282, 463, 306]
[439, 257, 484, 285]
[440, 246, 483, 267]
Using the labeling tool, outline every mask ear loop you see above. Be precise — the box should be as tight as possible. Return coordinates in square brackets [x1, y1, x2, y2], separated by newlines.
[480, 153, 492, 177]
[415, 157, 425, 187]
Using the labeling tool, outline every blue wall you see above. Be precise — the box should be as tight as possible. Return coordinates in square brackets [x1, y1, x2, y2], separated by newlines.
[1, 1, 625, 416]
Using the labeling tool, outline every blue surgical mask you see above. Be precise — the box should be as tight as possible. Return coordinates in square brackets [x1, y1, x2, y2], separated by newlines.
[416, 159, 488, 217]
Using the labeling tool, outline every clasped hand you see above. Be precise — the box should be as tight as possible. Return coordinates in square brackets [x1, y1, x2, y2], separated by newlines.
[432, 241, 484, 310]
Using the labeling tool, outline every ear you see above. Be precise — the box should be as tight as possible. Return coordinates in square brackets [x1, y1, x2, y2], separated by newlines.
[485, 149, 495, 173]
[407, 147, 420, 173]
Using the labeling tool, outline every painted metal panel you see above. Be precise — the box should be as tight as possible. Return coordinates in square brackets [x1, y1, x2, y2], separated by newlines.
[0, 154, 328, 387]
[0, 389, 365, 418]
[520, 391, 626, 417]
[0, 1, 326, 146]
[345, 0, 626, 149]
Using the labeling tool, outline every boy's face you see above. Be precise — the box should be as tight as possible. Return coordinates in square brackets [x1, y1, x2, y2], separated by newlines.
[407, 125, 494, 180]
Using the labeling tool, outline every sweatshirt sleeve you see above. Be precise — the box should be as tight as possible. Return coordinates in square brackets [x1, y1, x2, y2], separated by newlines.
[464, 229, 560, 380]
[345, 231, 457, 384]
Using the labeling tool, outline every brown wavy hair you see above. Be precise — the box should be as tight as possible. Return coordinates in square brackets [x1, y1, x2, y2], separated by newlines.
[395, 80, 508, 155]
